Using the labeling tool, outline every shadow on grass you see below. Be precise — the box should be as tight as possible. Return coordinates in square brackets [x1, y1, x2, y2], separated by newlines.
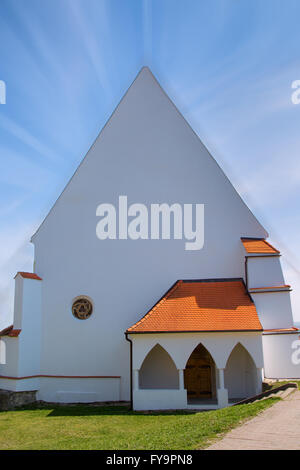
[262, 380, 300, 392]
[262, 382, 273, 392]
[10, 402, 199, 417]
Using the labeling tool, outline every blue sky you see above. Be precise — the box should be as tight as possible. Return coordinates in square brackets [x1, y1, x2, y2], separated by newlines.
[0, 0, 300, 327]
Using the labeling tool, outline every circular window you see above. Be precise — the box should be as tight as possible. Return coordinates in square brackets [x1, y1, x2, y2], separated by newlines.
[72, 297, 93, 320]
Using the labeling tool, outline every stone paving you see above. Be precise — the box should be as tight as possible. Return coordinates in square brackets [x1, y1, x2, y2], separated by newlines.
[207, 390, 300, 450]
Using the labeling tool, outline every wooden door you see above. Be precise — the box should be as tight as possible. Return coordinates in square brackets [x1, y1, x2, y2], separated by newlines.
[185, 364, 212, 398]
[184, 345, 213, 398]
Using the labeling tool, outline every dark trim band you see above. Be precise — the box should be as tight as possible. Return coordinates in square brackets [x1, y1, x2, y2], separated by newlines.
[245, 254, 281, 258]
[126, 329, 263, 335]
[249, 289, 292, 294]
[0, 375, 121, 380]
[262, 331, 299, 336]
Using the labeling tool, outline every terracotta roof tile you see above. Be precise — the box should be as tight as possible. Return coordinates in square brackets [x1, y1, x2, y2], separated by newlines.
[264, 327, 299, 333]
[16, 272, 42, 281]
[127, 279, 262, 333]
[249, 285, 291, 292]
[8, 329, 21, 337]
[0, 325, 13, 336]
[241, 238, 280, 254]
[0, 325, 21, 337]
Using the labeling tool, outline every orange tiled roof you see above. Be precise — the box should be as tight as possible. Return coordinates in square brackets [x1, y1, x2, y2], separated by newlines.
[249, 285, 291, 292]
[127, 279, 262, 333]
[7, 329, 21, 337]
[264, 327, 299, 333]
[0, 325, 21, 337]
[249, 285, 290, 290]
[16, 272, 42, 281]
[241, 238, 279, 254]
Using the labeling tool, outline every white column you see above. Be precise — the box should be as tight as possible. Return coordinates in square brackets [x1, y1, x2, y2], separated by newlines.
[256, 367, 262, 395]
[219, 368, 225, 389]
[133, 369, 139, 391]
[178, 369, 184, 390]
[0, 339, 6, 365]
[217, 368, 228, 408]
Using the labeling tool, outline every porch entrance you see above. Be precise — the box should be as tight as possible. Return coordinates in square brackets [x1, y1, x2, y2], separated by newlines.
[184, 344, 216, 399]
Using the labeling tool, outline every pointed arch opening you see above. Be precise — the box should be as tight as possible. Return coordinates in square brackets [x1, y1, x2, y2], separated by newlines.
[184, 343, 217, 404]
[224, 343, 257, 400]
[139, 344, 179, 389]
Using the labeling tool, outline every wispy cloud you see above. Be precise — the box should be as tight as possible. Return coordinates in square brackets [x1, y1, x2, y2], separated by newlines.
[66, 0, 113, 97]
[0, 0, 300, 326]
[7, 1, 76, 97]
[0, 146, 56, 191]
[0, 114, 59, 163]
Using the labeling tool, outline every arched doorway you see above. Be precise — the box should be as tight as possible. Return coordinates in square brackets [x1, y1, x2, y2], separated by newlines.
[184, 344, 216, 402]
[139, 344, 179, 389]
[225, 343, 257, 400]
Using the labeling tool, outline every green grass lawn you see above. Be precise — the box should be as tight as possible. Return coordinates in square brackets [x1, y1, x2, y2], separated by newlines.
[263, 380, 300, 391]
[0, 398, 280, 450]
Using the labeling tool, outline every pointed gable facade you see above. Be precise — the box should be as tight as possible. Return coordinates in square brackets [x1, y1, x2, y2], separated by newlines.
[0, 68, 298, 410]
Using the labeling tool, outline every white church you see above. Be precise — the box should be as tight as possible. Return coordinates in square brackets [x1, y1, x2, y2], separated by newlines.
[0, 68, 299, 410]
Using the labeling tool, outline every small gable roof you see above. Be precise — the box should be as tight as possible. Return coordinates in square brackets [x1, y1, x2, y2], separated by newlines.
[241, 238, 279, 254]
[263, 327, 299, 333]
[127, 279, 262, 333]
[0, 325, 21, 337]
[15, 272, 42, 280]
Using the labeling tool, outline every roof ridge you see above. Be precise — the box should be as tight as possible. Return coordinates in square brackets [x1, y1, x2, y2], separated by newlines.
[126, 278, 263, 334]
[241, 237, 265, 241]
[182, 278, 243, 283]
[0, 325, 13, 336]
[15, 272, 42, 280]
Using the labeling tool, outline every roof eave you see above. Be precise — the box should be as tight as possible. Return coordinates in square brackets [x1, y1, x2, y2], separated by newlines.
[126, 328, 263, 334]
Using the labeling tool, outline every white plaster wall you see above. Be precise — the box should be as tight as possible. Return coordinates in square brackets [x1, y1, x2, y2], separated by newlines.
[13, 275, 23, 330]
[252, 291, 294, 330]
[139, 344, 179, 389]
[262, 334, 300, 378]
[130, 332, 264, 371]
[224, 343, 257, 398]
[30, 68, 266, 401]
[0, 276, 23, 385]
[247, 256, 285, 289]
[37, 377, 121, 403]
[0, 338, 6, 365]
[0, 337, 19, 380]
[0, 276, 42, 392]
[17, 277, 42, 378]
[15, 377, 40, 391]
[0, 377, 40, 392]
[0, 378, 18, 392]
[133, 389, 187, 411]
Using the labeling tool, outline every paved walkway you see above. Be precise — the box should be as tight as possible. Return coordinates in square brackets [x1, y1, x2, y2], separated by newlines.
[207, 390, 300, 450]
